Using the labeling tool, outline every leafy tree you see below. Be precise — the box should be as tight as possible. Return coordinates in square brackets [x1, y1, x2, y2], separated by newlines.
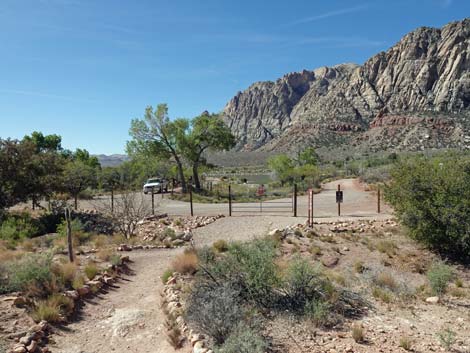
[268, 154, 295, 185]
[73, 148, 101, 169]
[295, 147, 319, 167]
[62, 161, 97, 209]
[184, 112, 235, 190]
[129, 104, 189, 192]
[23, 131, 62, 152]
[0, 139, 36, 211]
[385, 155, 470, 259]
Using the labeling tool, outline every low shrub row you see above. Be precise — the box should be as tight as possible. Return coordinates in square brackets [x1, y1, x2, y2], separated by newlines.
[183, 238, 368, 351]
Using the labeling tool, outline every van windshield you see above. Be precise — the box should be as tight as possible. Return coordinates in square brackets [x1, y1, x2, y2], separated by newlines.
[147, 178, 161, 184]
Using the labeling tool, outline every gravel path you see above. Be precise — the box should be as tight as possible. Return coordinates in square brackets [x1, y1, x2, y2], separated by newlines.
[49, 179, 393, 353]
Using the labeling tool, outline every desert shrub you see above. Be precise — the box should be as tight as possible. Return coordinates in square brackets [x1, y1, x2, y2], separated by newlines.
[376, 240, 397, 257]
[399, 336, 413, 350]
[455, 278, 463, 288]
[354, 261, 365, 273]
[31, 300, 61, 323]
[185, 282, 243, 345]
[46, 293, 75, 316]
[92, 234, 109, 248]
[304, 299, 330, 327]
[213, 239, 229, 253]
[375, 272, 398, 291]
[72, 275, 85, 290]
[0, 253, 53, 295]
[163, 227, 176, 240]
[109, 253, 122, 266]
[437, 328, 456, 350]
[372, 286, 393, 303]
[352, 322, 365, 343]
[96, 248, 113, 261]
[161, 269, 174, 284]
[0, 214, 39, 246]
[282, 256, 324, 310]
[223, 239, 280, 306]
[385, 156, 470, 259]
[427, 262, 454, 295]
[52, 261, 79, 287]
[57, 218, 91, 245]
[215, 325, 267, 353]
[171, 251, 198, 274]
[32, 293, 74, 322]
[84, 263, 100, 280]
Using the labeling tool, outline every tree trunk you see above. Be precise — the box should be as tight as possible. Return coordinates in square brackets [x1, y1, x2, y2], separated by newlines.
[193, 162, 201, 191]
[176, 159, 187, 193]
[74, 194, 78, 210]
[65, 208, 74, 262]
[111, 188, 114, 214]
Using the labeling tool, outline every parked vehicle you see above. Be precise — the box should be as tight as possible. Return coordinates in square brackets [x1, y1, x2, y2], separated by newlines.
[143, 178, 168, 194]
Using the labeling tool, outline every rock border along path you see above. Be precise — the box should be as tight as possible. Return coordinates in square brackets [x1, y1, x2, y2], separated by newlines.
[49, 180, 393, 353]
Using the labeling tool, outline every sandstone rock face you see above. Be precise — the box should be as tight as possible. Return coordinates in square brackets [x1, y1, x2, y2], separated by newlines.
[223, 18, 470, 152]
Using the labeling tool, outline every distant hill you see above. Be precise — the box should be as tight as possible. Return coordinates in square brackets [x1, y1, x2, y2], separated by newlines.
[95, 154, 129, 167]
[223, 18, 470, 154]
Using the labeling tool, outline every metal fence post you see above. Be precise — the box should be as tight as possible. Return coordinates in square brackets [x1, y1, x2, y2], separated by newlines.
[377, 187, 381, 214]
[189, 183, 194, 217]
[151, 187, 155, 215]
[228, 184, 232, 217]
[294, 183, 297, 217]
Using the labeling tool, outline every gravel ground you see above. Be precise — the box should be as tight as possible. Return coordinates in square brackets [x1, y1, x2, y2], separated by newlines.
[48, 179, 394, 353]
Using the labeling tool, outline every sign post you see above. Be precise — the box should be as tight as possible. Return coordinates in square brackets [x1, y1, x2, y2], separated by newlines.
[336, 184, 343, 217]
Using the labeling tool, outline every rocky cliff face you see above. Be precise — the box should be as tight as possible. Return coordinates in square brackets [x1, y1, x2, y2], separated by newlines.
[223, 18, 470, 153]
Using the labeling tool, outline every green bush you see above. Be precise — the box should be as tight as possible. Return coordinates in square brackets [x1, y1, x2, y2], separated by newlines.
[304, 299, 330, 326]
[161, 269, 174, 284]
[385, 156, 470, 259]
[0, 253, 53, 295]
[0, 214, 39, 245]
[84, 263, 100, 280]
[427, 262, 454, 295]
[57, 218, 84, 237]
[282, 256, 323, 310]
[215, 325, 267, 353]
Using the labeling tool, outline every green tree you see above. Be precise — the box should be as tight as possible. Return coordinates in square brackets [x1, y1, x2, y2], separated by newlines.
[128, 104, 189, 192]
[62, 161, 97, 210]
[385, 155, 470, 259]
[295, 147, 319, 167]
[23, 131, 62, 152]
[73, 148, 101, 169]
[184, 112, 235, 190]
[268, 154, 295, 185]
[0, 139, 36, 211]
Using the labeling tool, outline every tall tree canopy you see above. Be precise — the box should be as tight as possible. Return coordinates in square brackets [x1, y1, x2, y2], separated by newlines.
[128, 104, 190, 192]
[184, 112, 235, 190]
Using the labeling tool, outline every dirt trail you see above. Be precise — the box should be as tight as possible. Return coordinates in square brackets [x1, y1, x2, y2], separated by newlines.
[50, 179, 393, 353]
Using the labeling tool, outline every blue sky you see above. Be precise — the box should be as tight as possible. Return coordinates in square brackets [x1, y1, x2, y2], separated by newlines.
[0, 0, 468, 154]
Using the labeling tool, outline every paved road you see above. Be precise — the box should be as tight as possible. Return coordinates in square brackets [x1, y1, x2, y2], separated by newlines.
[86, 178, 392, 222]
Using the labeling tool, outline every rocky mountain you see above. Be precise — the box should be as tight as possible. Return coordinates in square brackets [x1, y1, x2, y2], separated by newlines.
[95, 154, 129, 167]
[223, 18, 470, 154]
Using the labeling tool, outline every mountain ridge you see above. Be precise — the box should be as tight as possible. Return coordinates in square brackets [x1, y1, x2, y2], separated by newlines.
[222, 18, 470, 153]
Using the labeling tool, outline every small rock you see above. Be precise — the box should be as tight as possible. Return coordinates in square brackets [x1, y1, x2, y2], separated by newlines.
[426, 296, 440, 304]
